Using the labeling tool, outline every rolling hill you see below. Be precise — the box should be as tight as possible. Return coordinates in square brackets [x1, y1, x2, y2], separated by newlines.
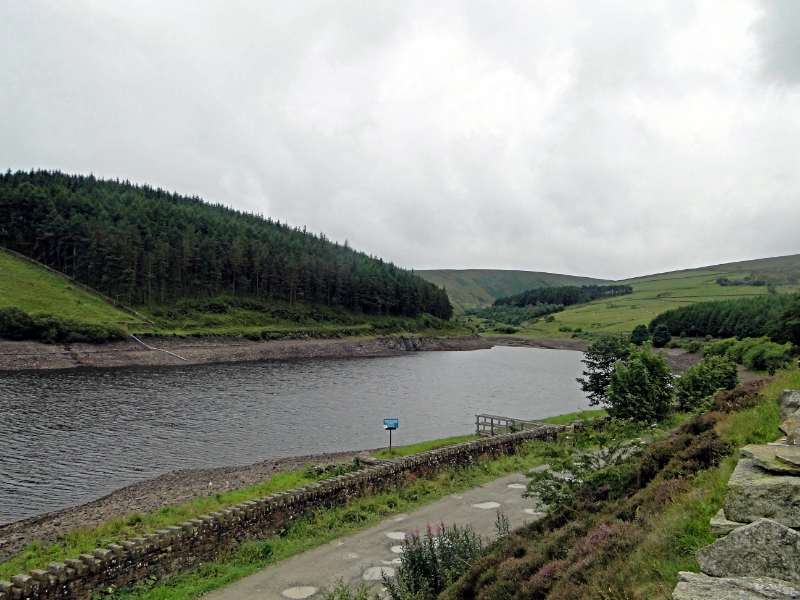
[415, 269, 608, 312]
[476, 254, 800, 338]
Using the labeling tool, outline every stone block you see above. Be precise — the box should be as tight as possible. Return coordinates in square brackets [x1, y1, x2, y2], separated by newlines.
[711, 509, 747, 535]
[724, 459, 800, 527]
[696, 519, 800, 585]
[740, 445, 800, 475]
[674, 572, 800, 599]
[779, 390, 800, 420]
[29, 570, 48, 582]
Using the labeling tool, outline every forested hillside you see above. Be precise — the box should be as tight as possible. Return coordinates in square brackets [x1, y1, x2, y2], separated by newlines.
[648, 294, 794, 339]
[0, 170, 452, 319]
[493, 284, 633, 308]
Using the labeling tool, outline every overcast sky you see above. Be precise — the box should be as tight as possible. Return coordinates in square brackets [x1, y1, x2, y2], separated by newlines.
[2, 0, 799, 280]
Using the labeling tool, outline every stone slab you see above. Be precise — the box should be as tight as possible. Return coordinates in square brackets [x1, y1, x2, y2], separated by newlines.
[711, 509, 747, 535]
[696, 519, 800, 585]
[724, 459, 800, 527]
[673, 572, 800, 599]
[740, 445, 800, 476]
[778, 390, 800, 421]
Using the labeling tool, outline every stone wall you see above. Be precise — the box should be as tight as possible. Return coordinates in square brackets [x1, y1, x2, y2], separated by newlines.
[0, 425, 563, 600]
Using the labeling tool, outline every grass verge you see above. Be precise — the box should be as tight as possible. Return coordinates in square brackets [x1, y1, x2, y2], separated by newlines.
[370, 435, 481, 459]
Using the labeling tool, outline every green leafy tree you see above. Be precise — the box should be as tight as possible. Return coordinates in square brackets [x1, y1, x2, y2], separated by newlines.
[675, 355, 739, 411]
[651, 323, 672, 348]
[576, 334, 631, 406]
[630, 324, 650, 346]
[773, 294, 800, 349]
[605, 344, 673, 422]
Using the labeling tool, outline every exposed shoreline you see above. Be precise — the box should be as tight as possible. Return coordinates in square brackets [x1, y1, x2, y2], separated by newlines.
[0, 334, 591, 373]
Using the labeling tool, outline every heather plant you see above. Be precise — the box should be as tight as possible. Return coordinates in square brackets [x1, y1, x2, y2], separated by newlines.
[383, 523, 485, 600]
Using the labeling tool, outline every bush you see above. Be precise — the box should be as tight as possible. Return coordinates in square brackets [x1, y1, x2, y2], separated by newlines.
[0, 307, 126, 344]
[630, 324, 650, 346]
[676, 355, 739, 411]
[684, 340, 705, 353]
[384, 523, 484, 600]
[706, 336, 793, 374]
[605, 344, 673, 422]
[651, 324, 672, 348]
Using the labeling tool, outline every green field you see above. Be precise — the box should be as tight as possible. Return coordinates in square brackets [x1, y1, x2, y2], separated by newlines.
[465, 254, 800, 338]
[0, 250, 144, 328]
[416, 269, 608, 312]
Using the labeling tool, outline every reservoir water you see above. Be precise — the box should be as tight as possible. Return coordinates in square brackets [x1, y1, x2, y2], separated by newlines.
[0, 346, 591, 525]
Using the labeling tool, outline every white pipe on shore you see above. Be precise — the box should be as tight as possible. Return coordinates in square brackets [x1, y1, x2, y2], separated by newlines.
[130, 335, 188, 361]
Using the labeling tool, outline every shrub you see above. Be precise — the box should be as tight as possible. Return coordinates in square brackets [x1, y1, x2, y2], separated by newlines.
[651, 324, 672, 347]
[684, 340, 705, 353]
[604, 344, 673, 422]
[630, 324, 650, 346]
[384, 523, 484, 600]
[675, 355, 739, 411]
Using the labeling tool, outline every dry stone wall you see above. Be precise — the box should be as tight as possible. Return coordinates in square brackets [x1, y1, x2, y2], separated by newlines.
[0, 425, 563, 600]
[673, 390, 800, 599]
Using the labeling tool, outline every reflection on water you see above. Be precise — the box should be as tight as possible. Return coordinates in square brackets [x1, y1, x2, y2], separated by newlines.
[0, 346, 590, 524]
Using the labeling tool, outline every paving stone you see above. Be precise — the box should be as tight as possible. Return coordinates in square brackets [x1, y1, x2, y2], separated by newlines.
[696, 519, 800, 585]
[673, 572, 800, 599]
[724, 459, 800, 527]
[711, 509, 747, 535]
[740, 445, 800, 476]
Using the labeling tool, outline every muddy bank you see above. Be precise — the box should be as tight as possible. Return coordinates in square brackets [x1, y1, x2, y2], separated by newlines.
[0, 449, 371, 564]
[0, 335, 494, 372]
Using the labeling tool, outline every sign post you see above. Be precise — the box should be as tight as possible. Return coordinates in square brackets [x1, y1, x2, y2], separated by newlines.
[383, 418, 399, 454]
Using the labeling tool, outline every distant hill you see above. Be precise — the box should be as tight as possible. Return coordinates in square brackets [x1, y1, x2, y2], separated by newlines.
[415, 269, 609, 312]
[474, 253, 800, 338]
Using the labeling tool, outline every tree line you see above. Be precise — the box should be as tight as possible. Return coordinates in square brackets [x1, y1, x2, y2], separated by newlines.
[493, 284, 632, 308]
[647, 294, 793, 339]
[463, 302, 564, 325]
[0, 170, 452, 319]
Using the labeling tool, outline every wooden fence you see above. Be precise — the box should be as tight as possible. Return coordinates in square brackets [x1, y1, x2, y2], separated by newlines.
[475, 414, 545, 436]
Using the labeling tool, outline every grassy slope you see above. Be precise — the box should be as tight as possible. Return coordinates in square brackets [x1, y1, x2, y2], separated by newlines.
[0, 250, 469, 339]
[477, 254, 800, 338]
[416, 269, 608, 312]
[0, 250, 142, 327]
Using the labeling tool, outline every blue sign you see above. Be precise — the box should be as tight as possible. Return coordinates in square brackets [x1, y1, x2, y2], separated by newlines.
[383, 418, 399, 430]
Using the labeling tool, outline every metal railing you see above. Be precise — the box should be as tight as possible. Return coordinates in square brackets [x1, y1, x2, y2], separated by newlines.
[475, 414, 545, 436]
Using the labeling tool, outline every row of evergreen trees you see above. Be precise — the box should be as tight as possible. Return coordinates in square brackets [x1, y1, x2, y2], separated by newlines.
[493, 284, 632, 308]
[0, 170, 453, 319]
[647, 294, 793, 339]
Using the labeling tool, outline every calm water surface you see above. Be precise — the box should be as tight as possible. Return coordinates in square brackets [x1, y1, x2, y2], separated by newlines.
[0, 346, 591, 524]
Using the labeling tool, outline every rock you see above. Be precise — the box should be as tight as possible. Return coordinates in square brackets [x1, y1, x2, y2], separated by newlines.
[740, 445, 800, 475]
[724, 459, 800, 527]
[673, 572, 800, 599]
[776, 451, 800, 468]
[779, 416, 800, 436]
[778, 390, 800, 421]
[711, 508, 746, 535]
[696, 519, 800, 585]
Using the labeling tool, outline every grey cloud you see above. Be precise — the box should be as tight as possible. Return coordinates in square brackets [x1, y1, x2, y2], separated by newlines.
[753, 0, 800, 83]
[1, 0, 799, 280]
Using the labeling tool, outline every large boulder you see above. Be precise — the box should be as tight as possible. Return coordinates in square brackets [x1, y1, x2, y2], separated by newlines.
[724, 459, 800, 527]
[696, 519, 800, 585]
[778, 390, 800, 421]
[673, 572, 800, 599]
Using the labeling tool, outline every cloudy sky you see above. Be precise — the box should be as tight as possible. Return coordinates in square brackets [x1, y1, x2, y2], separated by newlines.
[2, 0, 799, 280]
